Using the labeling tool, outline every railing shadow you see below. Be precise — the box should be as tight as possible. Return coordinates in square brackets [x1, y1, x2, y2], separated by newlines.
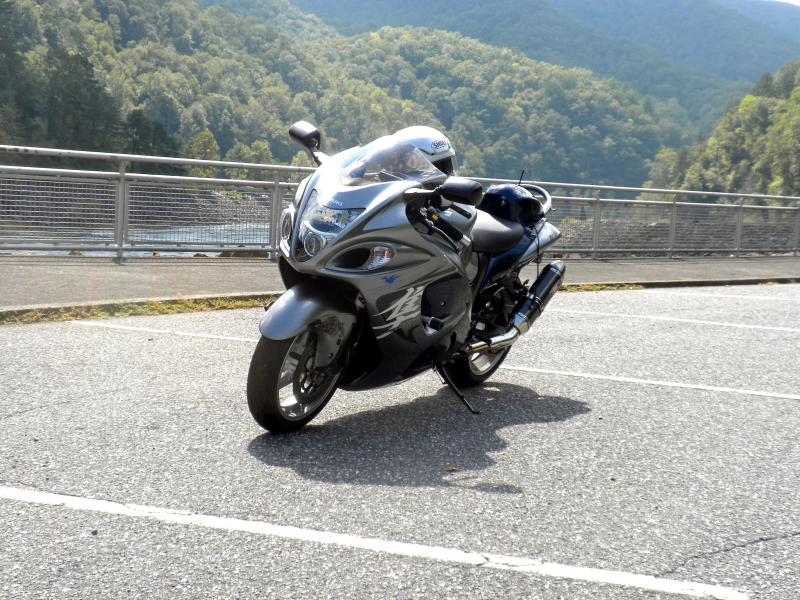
[247, 382, 589, 494]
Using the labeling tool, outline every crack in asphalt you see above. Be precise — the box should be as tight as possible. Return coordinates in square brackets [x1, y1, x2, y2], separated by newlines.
[0, 399, 78, 422]
[659, 530, 800, 577]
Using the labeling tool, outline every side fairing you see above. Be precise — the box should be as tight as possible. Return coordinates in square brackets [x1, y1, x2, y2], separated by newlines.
[285, 158, 474, 389]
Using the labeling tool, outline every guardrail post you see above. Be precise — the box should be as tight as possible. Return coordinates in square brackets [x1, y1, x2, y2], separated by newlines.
[668, 194, 678, 258]
[114, 161, 129, 264]
[591, 190, 602, 258]
[793, 206, 800, 257]
[734, 197, 745, 257]
[270, 181, 283, 260]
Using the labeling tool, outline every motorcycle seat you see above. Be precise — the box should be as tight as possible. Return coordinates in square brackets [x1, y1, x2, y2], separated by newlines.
[470, 209, 525, 254]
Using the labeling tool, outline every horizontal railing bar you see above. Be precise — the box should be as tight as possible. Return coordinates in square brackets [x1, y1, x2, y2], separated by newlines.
[0, 165, 283, 189]
[0, 244, 274, 252]
[126, 172, 275, 187]
[740, 205, 799, 211]
[0, 165, 120, 179]
[551, 196, 669, 207]
[0, 144, 316, 173]
[2, 144, 798, 204]
[473, 176, 800, 203]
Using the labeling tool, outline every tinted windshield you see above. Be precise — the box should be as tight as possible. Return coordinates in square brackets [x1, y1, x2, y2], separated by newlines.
[340, 137, 447, 187]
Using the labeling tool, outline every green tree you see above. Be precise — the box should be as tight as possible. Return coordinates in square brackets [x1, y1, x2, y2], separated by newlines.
[186, 129, 220, 177]
[647, 61, 800, 198]
[44, 48, 121, 150]
[224, 140, 273, 180]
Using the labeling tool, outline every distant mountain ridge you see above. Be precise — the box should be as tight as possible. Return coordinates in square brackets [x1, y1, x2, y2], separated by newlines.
[290, 0, 800, 128]
[551, 0, 800, 80]
[711, 0, 800, 43]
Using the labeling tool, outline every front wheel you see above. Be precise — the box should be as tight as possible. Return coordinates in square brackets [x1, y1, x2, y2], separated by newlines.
[442, 347, 510, 388]
[247, 331, 340, 434]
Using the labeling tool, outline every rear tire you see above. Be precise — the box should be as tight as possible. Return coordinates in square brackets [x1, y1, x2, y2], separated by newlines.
[442, 347, 510, 387]
[247, 332, 340, 434]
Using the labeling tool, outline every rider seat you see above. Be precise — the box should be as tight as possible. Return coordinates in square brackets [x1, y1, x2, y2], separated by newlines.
[470, 209, 525, 254]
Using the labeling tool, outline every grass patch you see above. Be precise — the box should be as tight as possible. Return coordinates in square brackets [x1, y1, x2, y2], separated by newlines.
[562, 283, 646, 292]
[0, 295, 278, 325]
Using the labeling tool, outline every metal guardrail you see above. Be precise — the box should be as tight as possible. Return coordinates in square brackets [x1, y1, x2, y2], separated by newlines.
[1, 144, 799, 259]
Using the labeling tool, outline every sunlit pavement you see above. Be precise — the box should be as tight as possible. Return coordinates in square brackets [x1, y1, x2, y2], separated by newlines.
[1, 284, 798, 599]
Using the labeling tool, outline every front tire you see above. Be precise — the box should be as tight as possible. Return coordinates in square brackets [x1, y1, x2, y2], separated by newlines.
[442, 348, 510, 387]
[247, 331, 340, 434]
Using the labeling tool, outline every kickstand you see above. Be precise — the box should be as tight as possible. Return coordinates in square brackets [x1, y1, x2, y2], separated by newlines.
[434, 365, 480, 415]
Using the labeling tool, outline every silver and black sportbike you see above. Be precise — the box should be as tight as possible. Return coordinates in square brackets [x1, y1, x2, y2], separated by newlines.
[247, 121, 565, 433]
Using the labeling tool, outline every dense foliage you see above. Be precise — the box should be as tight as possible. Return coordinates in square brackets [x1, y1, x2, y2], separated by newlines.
[646, 61, 800, 198]
[320, 28, 689, 183]
[0, 0, 442, 165]
[291, 0, 760, 128]
[0, 0, 696, 185]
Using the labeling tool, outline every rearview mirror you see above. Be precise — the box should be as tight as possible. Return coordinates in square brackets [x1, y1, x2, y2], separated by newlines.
[288, 121, 329, 166]
[439, 177, 483, 206]
[289, 121, 321, 151]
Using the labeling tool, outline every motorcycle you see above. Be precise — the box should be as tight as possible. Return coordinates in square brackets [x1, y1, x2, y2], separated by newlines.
[247, 121, 565, 433]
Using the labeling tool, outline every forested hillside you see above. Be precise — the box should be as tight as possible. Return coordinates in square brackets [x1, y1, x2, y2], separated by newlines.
[647, 61, 800, 197]
[291, 0, 800, 131]
[319, 28, 688, 183]
[551, 0, 800, 81]
[291, 0, 747, 128]
[0, 0, 692, 184]
[1, 0, 444, 167]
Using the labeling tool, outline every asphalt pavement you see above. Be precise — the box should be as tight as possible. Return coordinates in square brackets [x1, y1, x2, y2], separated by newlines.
[1, 283, 799, 598]
[1, 255, 799, 309]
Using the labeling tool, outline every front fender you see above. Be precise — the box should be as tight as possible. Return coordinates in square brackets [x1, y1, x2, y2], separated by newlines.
[260, 280, 357, 341]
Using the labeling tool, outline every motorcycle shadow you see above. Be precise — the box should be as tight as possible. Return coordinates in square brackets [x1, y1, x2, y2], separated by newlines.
[247, 382, 589, 494]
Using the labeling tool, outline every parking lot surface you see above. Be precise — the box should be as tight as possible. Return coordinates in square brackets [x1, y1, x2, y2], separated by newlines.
[1, 284, 798, 599]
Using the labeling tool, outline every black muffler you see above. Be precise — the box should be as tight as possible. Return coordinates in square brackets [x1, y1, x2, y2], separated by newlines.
[511, 260, 566, 335]
[463, 260, 566, 353]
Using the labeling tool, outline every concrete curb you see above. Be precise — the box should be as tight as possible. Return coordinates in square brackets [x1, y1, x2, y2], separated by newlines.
[0, 291, 283, 324]
[2, 277, 798, 324]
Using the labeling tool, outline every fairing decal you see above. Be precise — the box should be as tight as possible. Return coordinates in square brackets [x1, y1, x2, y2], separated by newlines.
[373, 286, 425, 340]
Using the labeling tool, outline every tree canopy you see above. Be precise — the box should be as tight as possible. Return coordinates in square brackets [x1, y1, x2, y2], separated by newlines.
[646, 61, 800, 198]
[0, 0, 698, 185]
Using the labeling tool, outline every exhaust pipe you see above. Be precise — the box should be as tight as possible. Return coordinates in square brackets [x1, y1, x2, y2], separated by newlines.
[463, 260, 566, 354]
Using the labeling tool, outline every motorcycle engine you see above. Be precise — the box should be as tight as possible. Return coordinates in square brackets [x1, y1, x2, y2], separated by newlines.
[472, 277, 525, 334]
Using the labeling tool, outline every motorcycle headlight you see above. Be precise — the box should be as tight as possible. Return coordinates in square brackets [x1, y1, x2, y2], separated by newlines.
[297, 190, 363, 259]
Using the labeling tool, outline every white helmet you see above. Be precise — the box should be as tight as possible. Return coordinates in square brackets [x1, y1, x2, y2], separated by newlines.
[393, 126, 457, 176]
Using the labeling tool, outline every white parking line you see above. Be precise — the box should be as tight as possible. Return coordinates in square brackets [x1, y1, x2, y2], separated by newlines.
[73, 321, 799, 401]
[500, 365, 800, 401]
[0, 485, 746, 600]
[547, 309, 800, 333]
[636, 289, 800, 302]
[71, 320, 255, 343]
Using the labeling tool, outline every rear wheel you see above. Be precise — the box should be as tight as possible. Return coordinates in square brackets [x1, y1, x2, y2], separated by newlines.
[442, 347, 510, 387]
[247, 331, 340, 434]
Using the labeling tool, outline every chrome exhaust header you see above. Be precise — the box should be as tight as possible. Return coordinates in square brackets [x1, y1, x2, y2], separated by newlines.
[463, 260, 566, 354]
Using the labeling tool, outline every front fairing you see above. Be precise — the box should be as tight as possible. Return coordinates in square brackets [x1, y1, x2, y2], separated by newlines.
[282, 146, 474, 387]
